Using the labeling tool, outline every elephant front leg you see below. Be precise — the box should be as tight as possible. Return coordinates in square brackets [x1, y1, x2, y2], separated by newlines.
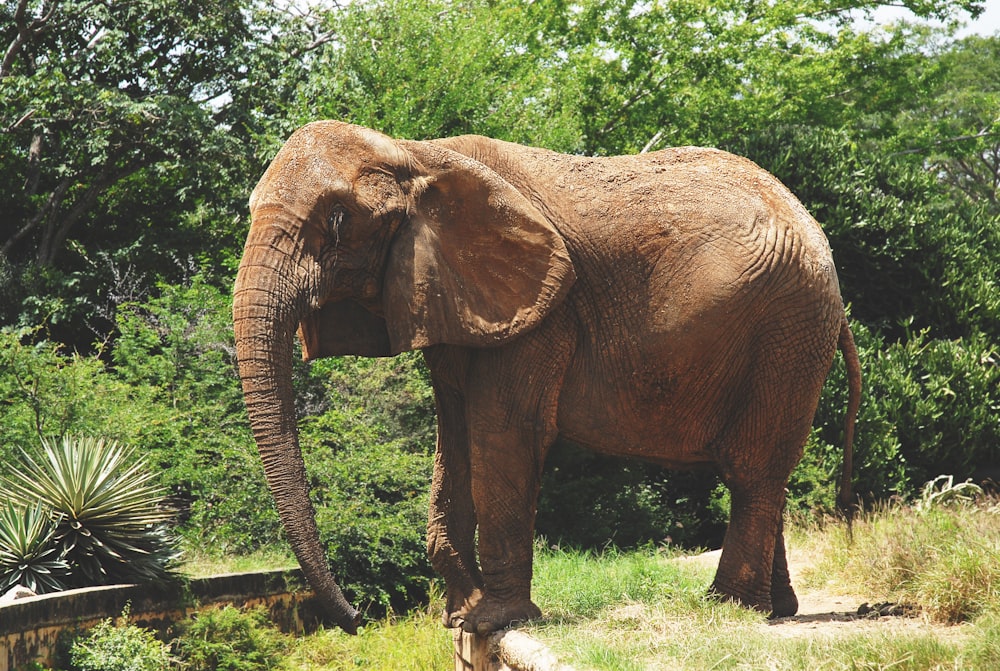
[428, 440, 484, 627]
[457, 326, 570, 634]
[425, 357, 484, 628]
[461, 422, 546, 635]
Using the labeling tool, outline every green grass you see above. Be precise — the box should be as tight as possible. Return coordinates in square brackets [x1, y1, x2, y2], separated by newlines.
[517, 500, 1000, 670]
[178, 546, 297, 577]
[285, 606, 451, 670]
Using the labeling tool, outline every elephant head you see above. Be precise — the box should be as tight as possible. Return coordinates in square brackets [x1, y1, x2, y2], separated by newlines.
[232, 121, 575, 632]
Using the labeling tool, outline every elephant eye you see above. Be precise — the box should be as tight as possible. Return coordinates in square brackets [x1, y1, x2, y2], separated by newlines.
[325, 205, 346, 241]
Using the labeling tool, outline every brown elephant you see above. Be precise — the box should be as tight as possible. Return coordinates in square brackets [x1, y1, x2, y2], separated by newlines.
[233, 121, 861, 635]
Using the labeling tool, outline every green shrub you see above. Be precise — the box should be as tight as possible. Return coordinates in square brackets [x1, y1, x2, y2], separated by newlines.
[295, 353, 437, 615]
[726, 125, 1000, 342]
[109, 277, 282, 554]
[303, 418, 435, 616]
[172, 605, 289, 671]
[0, 500, 70, 594]
[1, 435, 178, 588]
[69, 607, 174, 671]
[801, 323, 1000, 509]
[0, 327, 153, 473]
[537, 442, 727, 550]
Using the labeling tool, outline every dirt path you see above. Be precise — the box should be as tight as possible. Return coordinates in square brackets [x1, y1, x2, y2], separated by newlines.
[676, 549, 971, 642]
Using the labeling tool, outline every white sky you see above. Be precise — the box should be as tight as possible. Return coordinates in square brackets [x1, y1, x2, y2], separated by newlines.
[869, 2, 1000, 37]
[955, 2, 1000, 37]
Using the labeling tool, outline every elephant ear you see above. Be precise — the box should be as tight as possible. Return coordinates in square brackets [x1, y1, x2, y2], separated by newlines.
[298, 300, 392, 360]
[382, 142, 575, 353]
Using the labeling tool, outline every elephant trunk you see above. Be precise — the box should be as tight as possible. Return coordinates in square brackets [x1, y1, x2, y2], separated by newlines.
[233, 238, 360, 634]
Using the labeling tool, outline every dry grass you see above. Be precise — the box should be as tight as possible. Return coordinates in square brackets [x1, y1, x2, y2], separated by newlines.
[792, 497, 1000, 623]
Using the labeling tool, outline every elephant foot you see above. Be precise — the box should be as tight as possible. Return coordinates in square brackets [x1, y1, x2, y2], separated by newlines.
[770, 584, 798, 618]
[459, 594, 541, 635]
[443, 586, 483, 628]
[707, 581, 772, 616]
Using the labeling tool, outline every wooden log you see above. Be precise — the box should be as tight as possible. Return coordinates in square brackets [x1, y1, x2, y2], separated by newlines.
[453, 629, 499, 671]
[453, 628, 577, 671]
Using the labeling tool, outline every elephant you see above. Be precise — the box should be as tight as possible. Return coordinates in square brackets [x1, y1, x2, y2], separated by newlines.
[233, 120, 861, 636]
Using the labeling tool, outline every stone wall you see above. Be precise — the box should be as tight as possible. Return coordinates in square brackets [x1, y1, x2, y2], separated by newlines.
[0, 569, 321, 671]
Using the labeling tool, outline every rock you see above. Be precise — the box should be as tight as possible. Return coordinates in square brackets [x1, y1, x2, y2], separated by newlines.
[0, 585, 38, 605]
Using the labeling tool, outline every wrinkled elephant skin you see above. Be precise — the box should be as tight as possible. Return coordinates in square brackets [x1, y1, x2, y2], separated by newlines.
[232, 121, 861, 635]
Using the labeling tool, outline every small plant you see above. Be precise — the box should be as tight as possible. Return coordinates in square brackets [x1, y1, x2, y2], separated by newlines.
[0, 500, 70, 594]
[1, 435, 178, 588]
[916, 474, 984, 512]
[172, 605, 289, 671]
[69, 605, 175, 671]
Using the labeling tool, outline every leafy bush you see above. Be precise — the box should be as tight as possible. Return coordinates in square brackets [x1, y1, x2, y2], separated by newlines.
[172, 605, 289, 671]
[302, 411, 435, 616]
[0, 501, 70, 594]
[1, 435, 178, 588]
[109, 277, 283, 555]
[801, 323, 1000, 509]
[69, 606, 174, 671]
[0, 327, 151, 472]
[537, 442, 727, 550]
[290, 353, 438, 615]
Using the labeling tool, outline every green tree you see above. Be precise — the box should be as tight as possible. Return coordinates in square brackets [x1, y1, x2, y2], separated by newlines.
[289, 0, 582, 149]
[0, 0, 322, 345]
[891, 35, 1000, 214]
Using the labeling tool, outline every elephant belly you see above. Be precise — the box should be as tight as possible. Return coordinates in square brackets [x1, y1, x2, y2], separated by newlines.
[556, 348, 735, 468]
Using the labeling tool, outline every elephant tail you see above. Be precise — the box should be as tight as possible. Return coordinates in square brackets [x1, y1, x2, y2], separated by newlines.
[836, 317, 862, 530]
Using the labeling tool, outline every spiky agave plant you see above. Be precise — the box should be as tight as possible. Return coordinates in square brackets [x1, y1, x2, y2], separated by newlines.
[0, 500, 70, 594]
[2, 436, 179, 587]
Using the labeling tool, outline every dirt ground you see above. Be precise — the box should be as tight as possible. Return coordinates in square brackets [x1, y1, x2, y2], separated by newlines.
[676, 549, 971, 642]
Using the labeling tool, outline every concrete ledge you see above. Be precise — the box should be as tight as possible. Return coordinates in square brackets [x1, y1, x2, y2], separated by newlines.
[0, 569, 321, 671]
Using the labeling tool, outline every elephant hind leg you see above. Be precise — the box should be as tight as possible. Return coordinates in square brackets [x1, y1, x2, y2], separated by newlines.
[709, 514, 798, 618]
[770, 520, 798, 617]
[709, 481, 787, 614]
[709, 319, 835, 616]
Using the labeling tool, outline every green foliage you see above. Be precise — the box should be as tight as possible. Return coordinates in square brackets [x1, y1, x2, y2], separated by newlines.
[299, 355, 436, 616]
[68, 607, 174, 671]
[109, 277, 280, 554]
[0, 500, 70, 594]
[299, 0, 580, 149]
[310, 446, 433, 618]
[1, 436, 178, 588]
[538, 443, 726, 549]
[172, 605, 289, 671]
[727, 124, 1000, 341]
[0, 327, 145, 461]
[890, 34, 1000, 213]
[0, 0, 306, 347]
[802, 323, 1000, 508]
[0, 279, 279, 558]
